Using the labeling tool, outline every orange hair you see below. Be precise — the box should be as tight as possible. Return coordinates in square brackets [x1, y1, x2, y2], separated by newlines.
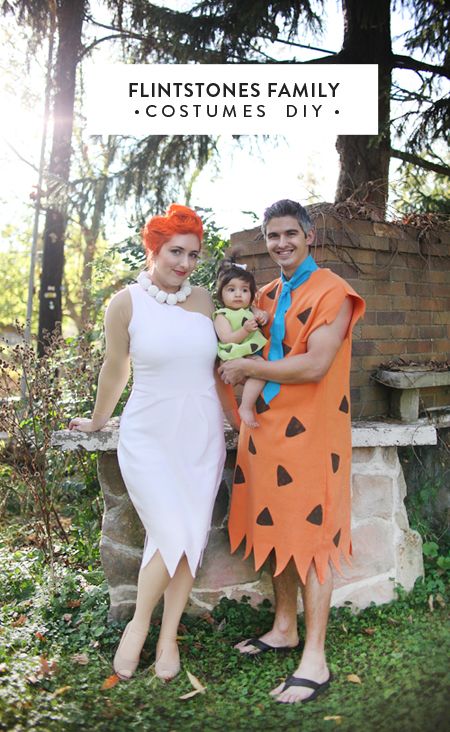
[142, 204, 204, 256]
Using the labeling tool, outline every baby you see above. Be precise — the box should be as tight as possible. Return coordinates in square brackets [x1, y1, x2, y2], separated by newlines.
[214, 260, 268, 428]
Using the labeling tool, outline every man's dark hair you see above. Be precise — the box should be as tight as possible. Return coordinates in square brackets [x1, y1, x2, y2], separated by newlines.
[262, 199, 313, 237]
[215, 258, 257, 306]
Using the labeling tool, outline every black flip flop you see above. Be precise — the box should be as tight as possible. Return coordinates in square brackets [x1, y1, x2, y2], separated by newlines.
[277, 673, 333, 703]
[238, 637, 304, 656]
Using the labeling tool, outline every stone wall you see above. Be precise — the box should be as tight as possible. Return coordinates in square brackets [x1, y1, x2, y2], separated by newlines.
[230, 214, 450, 419]
[53, 420, 436, 620]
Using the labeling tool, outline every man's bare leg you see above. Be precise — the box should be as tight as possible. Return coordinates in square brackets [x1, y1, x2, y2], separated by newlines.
[271, 562, 332, 703]
[235, 558, 299, 654]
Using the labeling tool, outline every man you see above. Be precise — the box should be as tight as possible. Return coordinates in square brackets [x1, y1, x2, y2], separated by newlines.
[219, 199, 365, 704]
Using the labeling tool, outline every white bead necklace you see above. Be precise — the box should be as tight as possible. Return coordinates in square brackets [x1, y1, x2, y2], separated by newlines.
[137, 271, 192, 305]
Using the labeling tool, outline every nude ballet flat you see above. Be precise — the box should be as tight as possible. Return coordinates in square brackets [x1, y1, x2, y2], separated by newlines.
[113, 622, 148, 680]
[154, 642, 181, 682]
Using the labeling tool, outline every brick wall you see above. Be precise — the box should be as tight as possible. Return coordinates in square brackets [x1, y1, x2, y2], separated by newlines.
[229, 214, 450, 419]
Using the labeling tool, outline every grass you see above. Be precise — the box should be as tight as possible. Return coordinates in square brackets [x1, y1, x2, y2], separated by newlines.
[0, 533, 449, 732]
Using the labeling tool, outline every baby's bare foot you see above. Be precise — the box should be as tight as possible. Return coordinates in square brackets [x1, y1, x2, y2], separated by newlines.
[238, 405, 259, 428]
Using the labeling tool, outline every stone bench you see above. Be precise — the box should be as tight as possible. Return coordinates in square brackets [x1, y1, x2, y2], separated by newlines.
[52, 419, 436, 619]
[374, 369, 450, 421]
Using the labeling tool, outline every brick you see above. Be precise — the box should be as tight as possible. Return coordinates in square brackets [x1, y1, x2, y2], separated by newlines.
[376, 341, 406, 355]
[373, 222, 405, 240]
[358, 234, 390, 251]
[405, 311, 431, 325]
[361, 325, 391, 339]
[406, 341, 433, 354]
[392, 296, 415, 310]
[362, 310, 376, 324]
[377, 311, 405, 325]
[375, 250, 397, 267]
[426, 269, 450, 284]
[362, 355, 385, 370]
[390, 325, 418, 339]
[344, 220, 375, 236]
[364, 295, 393, 310]
[432, 340, 450, 354]
[420, 298, 446, 311]
[352, 340, 377, 356]
[434, 311, 450, 324]
[375, 281, 405, 295]
[328, 262, 360, 279]
[390, 267, 422, 283]
[418, 325, 446, 339]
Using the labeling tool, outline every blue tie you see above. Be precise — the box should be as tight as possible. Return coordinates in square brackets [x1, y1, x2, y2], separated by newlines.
[262, 255, 318, 403]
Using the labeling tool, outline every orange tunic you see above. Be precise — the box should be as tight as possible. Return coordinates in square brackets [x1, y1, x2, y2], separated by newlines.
[228, 268, 365, 584]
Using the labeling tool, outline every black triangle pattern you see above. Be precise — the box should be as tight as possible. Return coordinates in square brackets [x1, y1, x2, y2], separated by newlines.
[285, 417, 306, 437]
[297, 307, 312, 324]
[234, 464, 245, 484]
[339, 396, 349, 413]
[256, 507, 274, 526]
[333, 529, 341, 547]
[255, 395, 270, 414]
[306, 505, 323, 525]
[250, 343, 259, 352]
[277, 465, 293, 486]
[222, 344, 233, 352]
[282, 342, 292, 356]
[266, 285, 278, 300]
[331, 453, 340, 473]
[248, 436, 256, 455]
[241, 316, 249, 326]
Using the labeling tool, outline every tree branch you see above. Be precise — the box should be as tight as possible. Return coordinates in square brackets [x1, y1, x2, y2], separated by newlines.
[393, 54, 450, 79]
[391, 149, 450, 177]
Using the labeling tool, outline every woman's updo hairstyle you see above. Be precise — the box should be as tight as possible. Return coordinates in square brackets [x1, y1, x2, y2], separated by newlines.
[142, 204, 204, 256]
[215, 257, 257, 306]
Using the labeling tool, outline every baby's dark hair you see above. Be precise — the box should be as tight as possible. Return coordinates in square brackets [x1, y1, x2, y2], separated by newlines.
[215, 258, 257, 306]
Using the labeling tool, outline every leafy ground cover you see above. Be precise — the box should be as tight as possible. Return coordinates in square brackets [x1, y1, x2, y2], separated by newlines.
[0, 529, 448, 732]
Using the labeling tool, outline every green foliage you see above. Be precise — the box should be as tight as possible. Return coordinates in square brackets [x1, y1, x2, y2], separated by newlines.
[0, 328, 101, 562]
[392, 159, 450, 214]
[115, 208, 229, 293]
[0, 534, 448, 732]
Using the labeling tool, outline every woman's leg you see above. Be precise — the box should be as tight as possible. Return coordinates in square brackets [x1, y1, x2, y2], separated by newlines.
[114, 550, 171, 679]
[155, 555, 195, 680]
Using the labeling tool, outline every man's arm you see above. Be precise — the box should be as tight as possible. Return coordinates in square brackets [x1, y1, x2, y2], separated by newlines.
[219, 297, 353, 386]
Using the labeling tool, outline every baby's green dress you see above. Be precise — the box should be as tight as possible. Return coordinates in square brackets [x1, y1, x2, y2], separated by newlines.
[214, 307, 268, 361]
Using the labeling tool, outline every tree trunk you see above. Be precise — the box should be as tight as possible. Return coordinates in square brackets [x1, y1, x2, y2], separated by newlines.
[38, 0, 85, 354]
[335, 0, 392, 217]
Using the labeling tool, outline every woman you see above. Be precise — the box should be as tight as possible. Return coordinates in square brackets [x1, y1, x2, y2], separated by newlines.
[70, 204, 238, 681]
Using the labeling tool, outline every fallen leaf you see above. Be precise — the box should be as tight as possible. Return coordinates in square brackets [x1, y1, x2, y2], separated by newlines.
[186, 670, 206, 693]
[26, 674, 40, 685]
[363, 628, 376, 636]
[39, 656, 58, 677]
[0, 664, 7, 674]
[347, 674, 362, 684]
[387, 617, 399, 626]
[324, 715, 343, 725]
[53, 686, 71, 697]
[35, 632, 46, 642]
[435, 593, 446, 608]
[428, 594, 434, 612]
[101, 674, 120, 690]
[178, 623, 188, 635]
[71, 653, 89, 665]
[341, 623, 348, 634]
[90, 640, 100, 649]
[217, 618, 226, 632]
[179, 689, 203, 700]
[201, 612, 215, 626]
[63, 613, 72, 623]
[12, 614, 27, 627]
[67, 599, 81, 608]
[407, 614, 413, 624]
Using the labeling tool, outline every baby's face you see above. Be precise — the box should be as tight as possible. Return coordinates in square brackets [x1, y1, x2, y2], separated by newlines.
[221, 278, 252, 310]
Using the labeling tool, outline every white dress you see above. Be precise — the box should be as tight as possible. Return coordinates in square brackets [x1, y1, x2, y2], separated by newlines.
[117, 283, 226, 577]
